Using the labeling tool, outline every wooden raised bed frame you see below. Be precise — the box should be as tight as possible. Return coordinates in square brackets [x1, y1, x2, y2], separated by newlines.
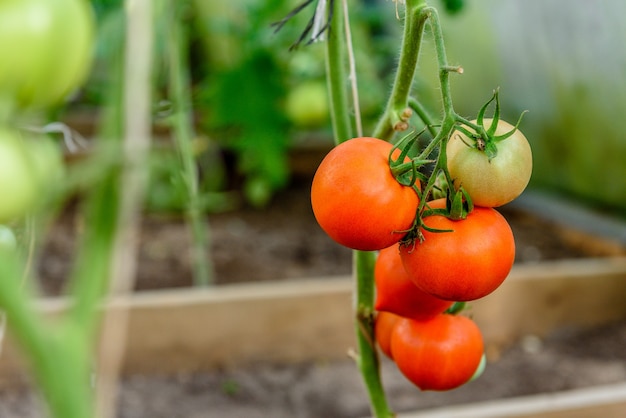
[1, 192, 626, 417]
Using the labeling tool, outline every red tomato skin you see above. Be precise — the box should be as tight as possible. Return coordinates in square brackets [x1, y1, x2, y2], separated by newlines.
[375, 244, 453, 319]
[400, 199, 515, 301]
[374, 311, 401, 359]
[311, 137, 419, 251]
[390, 314, 484, 391]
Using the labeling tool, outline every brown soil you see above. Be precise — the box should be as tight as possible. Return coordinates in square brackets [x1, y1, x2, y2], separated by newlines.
[2, 181, 626, 417]
[37, 181, 610, 296]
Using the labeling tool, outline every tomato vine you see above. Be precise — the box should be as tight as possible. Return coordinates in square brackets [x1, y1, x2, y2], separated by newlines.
[275, 0, 530, 416]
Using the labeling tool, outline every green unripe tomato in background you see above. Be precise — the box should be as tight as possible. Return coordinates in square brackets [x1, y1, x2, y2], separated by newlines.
[0, 128, 39, 222]
[0, 225, 17, 252]
[25, 133, 66, 196]
[0, 0, 95, 109]
[285, 81, 329, 128]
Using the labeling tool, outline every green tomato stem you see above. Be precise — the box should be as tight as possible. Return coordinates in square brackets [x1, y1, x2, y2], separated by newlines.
[325, 1, 392, 417]
[325, 0, 353, 144]
[0, 255, 93, 418]
[372, 0, 428, 141]
[353, 249, 394, 418]
[167, 1, 213, 287]
[408, 97, 438, 138]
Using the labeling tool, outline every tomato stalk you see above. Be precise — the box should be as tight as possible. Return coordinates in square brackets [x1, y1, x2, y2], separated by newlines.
[400, 6, 477, 230]
[372, 0, 429, 141]
[408, 97, 438, 137]
[325, 0, 352, 143]
[279, 0, 505, 412]
[94, 1, 155, 416]
[324, 0, 393, 417]
[326, 0, 468, 413]
[165, 1, 214, 287]
[0, 253, 93, 418]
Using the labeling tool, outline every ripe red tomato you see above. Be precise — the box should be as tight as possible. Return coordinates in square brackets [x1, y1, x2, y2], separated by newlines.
[374, 311, 400, 359]
[311, 137, 419, 251]
[0, 0, 95, 109]
[390, 314, 484, 391]
[375, 244, 453, 319]
[447, 119, 532, 207]
[400, 199, 515, 301]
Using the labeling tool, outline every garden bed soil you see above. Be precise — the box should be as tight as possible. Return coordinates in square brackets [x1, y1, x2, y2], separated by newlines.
[2, 180, 626, 417]
[1, 315, 626, 417]
[36, 180, 625, 296]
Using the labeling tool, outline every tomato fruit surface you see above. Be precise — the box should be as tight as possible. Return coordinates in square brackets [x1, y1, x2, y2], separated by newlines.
[0, 0, 95, 109]
[374, 311, 400, 359]
[390, 314, 484, 391]
[447, 118, 532, 207]
[285, 81, 328, 127]
[25, 134, 66, 204]
[400, 199, 514, 301]
[375, 243, 453, 319]
[0, 225, 17, 252]
[311, 137, 419, 251]
[0, 128, 38, 222]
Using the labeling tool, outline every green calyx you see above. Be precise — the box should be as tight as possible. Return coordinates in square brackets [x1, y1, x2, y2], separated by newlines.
[455, 89, 527, 161]
[447, 186, 473, 220]
[388, 130, 432, 188]
[445, 301, 467, 315]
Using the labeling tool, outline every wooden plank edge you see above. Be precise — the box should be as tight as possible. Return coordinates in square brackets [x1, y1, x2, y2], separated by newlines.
[392, 382, 626, 418]
[0, 257, 625, 383]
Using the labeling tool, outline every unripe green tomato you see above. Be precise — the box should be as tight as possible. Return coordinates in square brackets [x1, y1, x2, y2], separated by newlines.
[0, 0, 95, 109]
[0, 128, 39, 222]
[285, 81, 328, 127]
[0, 225, 18, 252]
[447, 119, 532, 207]
[25, 134, 65, 195]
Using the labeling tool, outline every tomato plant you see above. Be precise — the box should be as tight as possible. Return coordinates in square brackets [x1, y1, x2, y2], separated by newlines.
[277, 0, 530, 414]
[311, 137, 419, 251]
[375, 243, 453, 319]
[400, 198, 515, 301]
[390, 313, 484, 391]
[0, 0, 95, 110]
[447, 118, 532, 207]
[0, 128, 39, 223]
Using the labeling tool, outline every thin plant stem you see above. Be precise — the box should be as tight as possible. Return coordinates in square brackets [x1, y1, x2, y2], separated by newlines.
[372, 0, 428, 141]
[167, 1, 213, 287]
[0, 252, 92, 418]
[95, 0, 154, 416]
[353, 249, 394, 418]
[342, 0, 362, 138]
[325, 0, 352, 143]
[19, 216, 36, 287]
[408, 97, 438, 137]
[324, 0, 393, 416]
[410, 6, 467, 211]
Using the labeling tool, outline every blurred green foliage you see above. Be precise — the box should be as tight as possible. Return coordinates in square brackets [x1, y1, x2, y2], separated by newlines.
[80, 0, 401, 210]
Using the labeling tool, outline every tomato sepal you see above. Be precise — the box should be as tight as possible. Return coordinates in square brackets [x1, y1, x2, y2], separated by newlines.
[390, 129, 432, 187]
[444, 301, 466, 315]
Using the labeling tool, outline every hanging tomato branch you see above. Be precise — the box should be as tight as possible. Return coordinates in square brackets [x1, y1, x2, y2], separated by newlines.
[274, 0, 532, 416]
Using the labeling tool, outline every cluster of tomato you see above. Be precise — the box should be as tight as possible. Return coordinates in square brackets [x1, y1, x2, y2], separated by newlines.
[311, 119, 532, 391]
[0, 0, 93, 232]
